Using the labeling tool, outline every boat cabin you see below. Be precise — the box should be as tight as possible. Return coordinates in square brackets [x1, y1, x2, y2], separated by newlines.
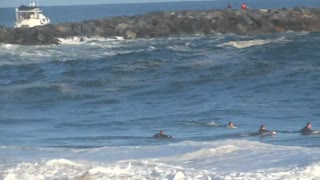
[15, 3, 50, 28]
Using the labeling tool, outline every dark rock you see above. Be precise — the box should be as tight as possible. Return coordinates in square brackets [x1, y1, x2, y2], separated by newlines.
[1, 7, 320, 45]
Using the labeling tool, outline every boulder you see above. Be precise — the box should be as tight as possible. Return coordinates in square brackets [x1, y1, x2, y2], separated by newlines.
[126, 30, 136, 39]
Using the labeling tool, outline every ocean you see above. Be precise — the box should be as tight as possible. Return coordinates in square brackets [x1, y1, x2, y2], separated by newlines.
[1, 1, 320, 179]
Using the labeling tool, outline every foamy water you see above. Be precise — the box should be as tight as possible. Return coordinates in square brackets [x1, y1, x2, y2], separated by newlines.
[2, 140, 320, 180]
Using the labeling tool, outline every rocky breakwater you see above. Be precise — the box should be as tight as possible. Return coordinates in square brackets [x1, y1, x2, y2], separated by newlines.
[1, 7, 320, 45]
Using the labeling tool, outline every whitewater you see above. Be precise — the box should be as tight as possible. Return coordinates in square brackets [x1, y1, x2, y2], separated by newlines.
[1, 1, 320, 180]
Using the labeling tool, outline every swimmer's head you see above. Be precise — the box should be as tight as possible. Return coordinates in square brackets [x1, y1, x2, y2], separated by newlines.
[228, 122, 236, 128]
[306, 122, 312, 129]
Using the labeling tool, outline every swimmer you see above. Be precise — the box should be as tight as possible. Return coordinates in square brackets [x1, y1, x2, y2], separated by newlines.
[153, 130, 173, 139]
[227, 122, 237, 128]
[258, 125, 276, 135]
[300, 122, 314, 135]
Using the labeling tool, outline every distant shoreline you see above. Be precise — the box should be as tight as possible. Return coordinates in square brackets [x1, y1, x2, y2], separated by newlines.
[1, 7, 320, 45]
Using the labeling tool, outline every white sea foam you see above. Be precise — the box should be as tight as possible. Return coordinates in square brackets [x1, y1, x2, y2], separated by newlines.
[0, 38, 129, 66]
[57, 36, 124, 45]
[205, 121, 219, 127]
[223, 39, 270, 48]
[57, 37, 86, 45]
[0, 44, 20, 51]
[45, 159, 82, 167]
[3, 158, 320, 180]
[0, 35, 290, 67]
[2, 140, 320, 180]
[218, 37, 288, 49]
[167, 45, 193, 52]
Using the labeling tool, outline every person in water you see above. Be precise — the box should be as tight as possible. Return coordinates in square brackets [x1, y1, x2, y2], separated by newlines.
[300, 122, 314, 135]
[153, 130, 173, 139]
[258, 125, 276, 135]
[227, 122, 237, 128]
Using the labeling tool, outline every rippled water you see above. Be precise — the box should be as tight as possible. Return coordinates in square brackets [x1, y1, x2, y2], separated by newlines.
[1, 32, 320, 179]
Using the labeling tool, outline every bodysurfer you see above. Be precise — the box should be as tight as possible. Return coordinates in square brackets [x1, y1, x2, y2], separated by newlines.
[258, 125, 276, 135]
[227, 122, 237, 128]
[300, 122, 315, 135]
[153, 130, 173, 139]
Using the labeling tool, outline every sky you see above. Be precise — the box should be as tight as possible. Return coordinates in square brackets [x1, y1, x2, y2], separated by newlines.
[0, 0, 209, 8]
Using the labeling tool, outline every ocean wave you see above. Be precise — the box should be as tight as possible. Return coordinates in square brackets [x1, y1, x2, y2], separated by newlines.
[12, 83, 74, 95]
[0, 155, 320, 180]
[3, 83, 76, 104]
[1, 33, 320, 178]
[2, 140, 320, 180]
[0, 34, 296, 68]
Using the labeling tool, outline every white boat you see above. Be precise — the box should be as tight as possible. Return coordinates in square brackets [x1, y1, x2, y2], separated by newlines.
[15, 2, 50, 28]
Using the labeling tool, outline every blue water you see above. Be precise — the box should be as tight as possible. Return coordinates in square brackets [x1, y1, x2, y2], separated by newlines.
[1, 1, 320, 179]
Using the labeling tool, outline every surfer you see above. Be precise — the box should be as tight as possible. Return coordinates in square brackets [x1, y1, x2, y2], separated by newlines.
[300, 122, 314, 135]
[227, 122, 237, 128]
[258, 125, 276, 135]
[153, 130, 173, 139]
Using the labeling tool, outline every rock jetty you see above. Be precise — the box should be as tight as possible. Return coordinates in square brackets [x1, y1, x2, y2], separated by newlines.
[1, 7, 320, 45]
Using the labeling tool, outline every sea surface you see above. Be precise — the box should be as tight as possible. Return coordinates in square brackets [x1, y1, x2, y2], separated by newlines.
[1, 1, 320, 180]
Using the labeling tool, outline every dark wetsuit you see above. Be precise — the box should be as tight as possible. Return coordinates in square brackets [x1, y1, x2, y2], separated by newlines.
[153, 133, 173, 139]
[258, 129, 273, 135]
[300, 126, 313, 135]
